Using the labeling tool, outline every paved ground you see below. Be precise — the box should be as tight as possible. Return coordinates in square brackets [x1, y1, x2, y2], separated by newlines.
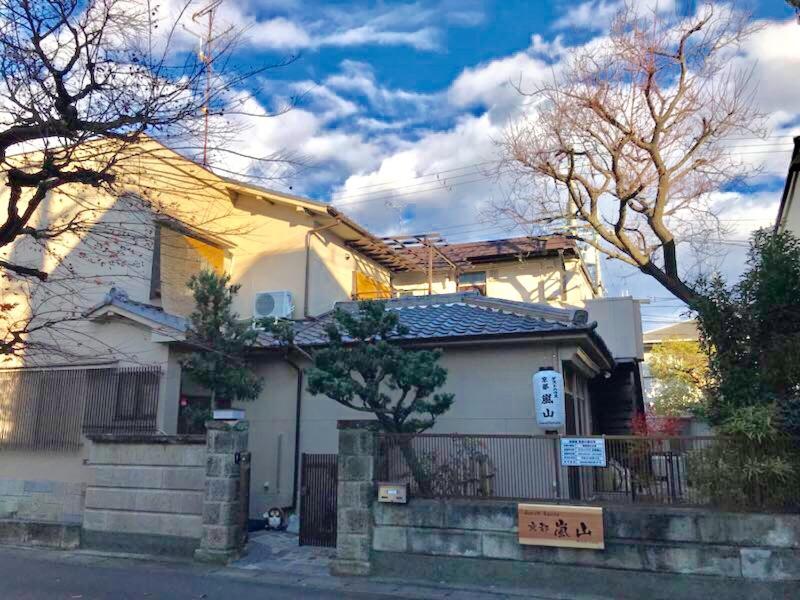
[0, 549, 361, 600]
[0, 543, 563, 600]
[233, 530, 335, 576]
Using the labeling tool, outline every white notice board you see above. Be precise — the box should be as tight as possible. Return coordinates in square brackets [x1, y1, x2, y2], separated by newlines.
[560, 438, 607, 467]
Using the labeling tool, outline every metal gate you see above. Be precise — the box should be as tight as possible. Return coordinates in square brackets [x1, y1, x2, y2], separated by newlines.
[299, 453, 338, 548]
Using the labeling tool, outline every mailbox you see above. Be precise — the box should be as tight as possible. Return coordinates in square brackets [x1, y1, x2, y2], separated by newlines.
[377, 482, 408, 504]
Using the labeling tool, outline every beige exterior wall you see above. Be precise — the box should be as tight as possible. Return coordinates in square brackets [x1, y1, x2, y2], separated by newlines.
[2, 139, 390, 370]
[236, 340, 596, 516]
[393, 257, 596, 307]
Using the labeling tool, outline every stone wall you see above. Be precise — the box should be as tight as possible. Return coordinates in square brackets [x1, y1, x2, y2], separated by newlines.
[372, 499, 800, 583]
[82, 434, 206, 556]
[0, 478, 85, 524]
[330, 420, 379, 576]
[194, 420, 249, 564]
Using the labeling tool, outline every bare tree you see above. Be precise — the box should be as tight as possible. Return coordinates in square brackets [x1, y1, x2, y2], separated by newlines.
[498, 3, 764, 305]
[0, 0, 298, 360]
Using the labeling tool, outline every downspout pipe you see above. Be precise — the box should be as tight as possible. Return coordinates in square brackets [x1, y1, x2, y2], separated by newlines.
[286, 356, 304, 512]
[304, 221, 341, 318]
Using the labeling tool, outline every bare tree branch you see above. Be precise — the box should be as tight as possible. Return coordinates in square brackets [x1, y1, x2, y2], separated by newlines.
[497, 2, 765, 305]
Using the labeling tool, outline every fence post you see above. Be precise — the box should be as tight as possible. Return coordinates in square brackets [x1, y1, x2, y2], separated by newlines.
[194, 419, 249, 564]
[330, 420, 379, 577]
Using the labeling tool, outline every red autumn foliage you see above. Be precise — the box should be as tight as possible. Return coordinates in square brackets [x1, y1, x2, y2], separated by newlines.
[631, 412, 684, 436]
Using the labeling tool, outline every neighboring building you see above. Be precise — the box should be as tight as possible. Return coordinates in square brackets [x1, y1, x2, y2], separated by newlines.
[776, 135, 800, 235]
[391, 236, 601, 307]
[640, 320, 710, 435]
[0, 136, 643, 523]
[641, 319, 700, 403]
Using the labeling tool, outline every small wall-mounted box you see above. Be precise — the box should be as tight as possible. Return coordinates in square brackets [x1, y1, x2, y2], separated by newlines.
[377, 482, 408, 504]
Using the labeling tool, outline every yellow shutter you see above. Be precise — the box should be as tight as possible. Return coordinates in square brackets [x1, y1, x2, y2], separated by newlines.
[354, 271, 392, 300]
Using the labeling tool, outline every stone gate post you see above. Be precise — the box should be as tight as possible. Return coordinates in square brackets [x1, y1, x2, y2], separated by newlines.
[330, 420, 380, 576]
[194, 420, 249, 564]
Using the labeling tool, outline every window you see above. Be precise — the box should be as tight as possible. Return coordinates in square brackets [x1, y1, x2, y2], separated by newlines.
[457, 271, 487, 295]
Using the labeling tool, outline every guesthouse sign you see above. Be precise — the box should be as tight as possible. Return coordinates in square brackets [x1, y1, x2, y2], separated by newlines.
[533, 367, 565, 428]
[518, 503, 604, 550]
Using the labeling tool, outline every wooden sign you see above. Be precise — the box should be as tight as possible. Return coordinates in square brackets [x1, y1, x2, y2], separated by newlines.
[518, 504, 604, 550]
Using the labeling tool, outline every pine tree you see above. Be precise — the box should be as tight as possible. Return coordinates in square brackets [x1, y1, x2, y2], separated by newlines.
[182, 270, 262, 411]
[305, 301, 454, 433]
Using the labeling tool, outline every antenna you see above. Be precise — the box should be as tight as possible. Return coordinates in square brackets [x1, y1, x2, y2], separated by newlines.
[183, 0, 233, 166]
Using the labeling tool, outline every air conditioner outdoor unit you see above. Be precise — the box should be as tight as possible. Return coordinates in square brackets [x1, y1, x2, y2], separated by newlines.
[253, 291, 294, 320]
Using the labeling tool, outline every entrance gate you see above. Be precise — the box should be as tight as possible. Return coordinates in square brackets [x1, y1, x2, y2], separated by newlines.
[299, 453, 338, 547]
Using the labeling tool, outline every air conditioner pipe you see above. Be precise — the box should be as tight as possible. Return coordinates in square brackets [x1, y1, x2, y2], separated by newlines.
[304, 220, 341, 318]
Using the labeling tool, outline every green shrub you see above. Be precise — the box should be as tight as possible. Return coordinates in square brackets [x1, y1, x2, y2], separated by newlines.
[687, 406, 800, 511]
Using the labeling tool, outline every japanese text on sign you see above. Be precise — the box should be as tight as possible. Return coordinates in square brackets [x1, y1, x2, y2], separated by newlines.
[533, 369, 565, 428]
[518, 504, 604, 550]
[560, 438, 607, 467]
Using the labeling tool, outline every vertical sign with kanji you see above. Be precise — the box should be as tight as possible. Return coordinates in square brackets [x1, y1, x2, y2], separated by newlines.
[518, 504, 604, 550]
[533, 367, 565, 428]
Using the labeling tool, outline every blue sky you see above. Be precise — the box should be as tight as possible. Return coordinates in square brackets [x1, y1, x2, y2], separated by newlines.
[161, 0, 800, 327]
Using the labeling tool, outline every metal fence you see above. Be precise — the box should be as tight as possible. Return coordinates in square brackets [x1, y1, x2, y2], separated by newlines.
[0, 366, 161, 451]
[376, 433, 797, 511]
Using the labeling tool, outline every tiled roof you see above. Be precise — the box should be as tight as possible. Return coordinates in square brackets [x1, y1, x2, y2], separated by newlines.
[257, 292, 599, 349]
[84, 288, 188, 332]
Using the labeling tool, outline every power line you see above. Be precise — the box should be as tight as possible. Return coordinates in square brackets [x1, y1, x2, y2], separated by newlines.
[331, 146, 793, 208]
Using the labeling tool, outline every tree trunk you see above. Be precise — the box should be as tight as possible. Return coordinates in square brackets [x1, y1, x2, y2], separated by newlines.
[397, 436, 434, 496]
[639, 261, 702, 307]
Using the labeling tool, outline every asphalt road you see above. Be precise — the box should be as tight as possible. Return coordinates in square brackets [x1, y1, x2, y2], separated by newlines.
[0, 548, 394, 600]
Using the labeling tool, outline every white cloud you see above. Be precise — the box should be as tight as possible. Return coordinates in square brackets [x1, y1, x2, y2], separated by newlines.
[216, 1, 454, 51]
[447, 51, 549, 119]
[325, 60, 438, 118]
[554, 0, 621, 30]
[194, 4, 798, 306]
[554, 0, 676, 31]
[247, 17, 312, 48]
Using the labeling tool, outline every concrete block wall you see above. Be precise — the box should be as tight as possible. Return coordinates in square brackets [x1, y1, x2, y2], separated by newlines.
[371, 500, 800, 582]
[82, 436, 206, 556]
[0, 479, 85, 524]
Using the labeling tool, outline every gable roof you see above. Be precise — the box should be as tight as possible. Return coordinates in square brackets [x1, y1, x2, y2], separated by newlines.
[84, 288, 187, 333]
[132, 137, 423, 273]
[258, 292, 612, 364]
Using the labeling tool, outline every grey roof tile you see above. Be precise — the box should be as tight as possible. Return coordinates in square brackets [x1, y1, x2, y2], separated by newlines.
[85, 288, 188, 332]
[257, 292, 592, 348]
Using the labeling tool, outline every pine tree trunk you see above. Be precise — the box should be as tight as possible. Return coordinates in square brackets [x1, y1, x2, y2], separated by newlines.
[398, 436, 433, 496]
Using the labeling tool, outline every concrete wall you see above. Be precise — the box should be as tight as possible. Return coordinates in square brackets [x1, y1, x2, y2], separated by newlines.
[82, 436, 206, 556]
[371, 500, 800, 583]
[393, 257, 596, 307]
[0, 450, 88, 524]
[585, 297, 644, 362]
[238, 340, 594, 515]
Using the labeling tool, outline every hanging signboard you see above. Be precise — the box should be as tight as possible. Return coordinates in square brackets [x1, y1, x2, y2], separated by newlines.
[533, 367, 565, 428]
[518, 503, 604, 550]
[560, 438, 607, 467]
